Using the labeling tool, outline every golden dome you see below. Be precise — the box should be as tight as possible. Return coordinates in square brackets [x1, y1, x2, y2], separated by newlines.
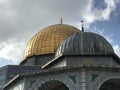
[23, 24, 80, 60]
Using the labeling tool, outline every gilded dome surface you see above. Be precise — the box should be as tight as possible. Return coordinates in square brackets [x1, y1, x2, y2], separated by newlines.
[56, 32, 114, 56]
[23, 24, 80, 60]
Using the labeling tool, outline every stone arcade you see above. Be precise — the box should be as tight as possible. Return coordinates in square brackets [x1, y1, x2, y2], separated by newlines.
[0, 21, 120, 90]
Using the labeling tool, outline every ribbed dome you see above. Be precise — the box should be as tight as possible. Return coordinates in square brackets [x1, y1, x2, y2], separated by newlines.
[23, 24, 80, 60]
[56, 32, 114, 56]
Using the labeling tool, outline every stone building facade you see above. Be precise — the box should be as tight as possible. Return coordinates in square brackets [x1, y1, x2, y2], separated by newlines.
[0, 22, 120, 90]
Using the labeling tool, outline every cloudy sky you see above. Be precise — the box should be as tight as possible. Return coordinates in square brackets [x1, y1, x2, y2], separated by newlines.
[0, 0, 120, 67]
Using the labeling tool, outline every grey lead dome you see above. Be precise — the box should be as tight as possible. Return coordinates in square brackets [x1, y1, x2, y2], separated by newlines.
[56, 32, 114, 56]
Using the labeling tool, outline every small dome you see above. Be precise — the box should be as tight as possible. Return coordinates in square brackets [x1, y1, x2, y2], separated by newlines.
[23, 24, 80, 60]
[56, 32, 114, 56]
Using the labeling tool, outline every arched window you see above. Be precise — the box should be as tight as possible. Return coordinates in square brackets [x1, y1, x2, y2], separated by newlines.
[37, 80, 69, 90]
[99, 78, 120, 90]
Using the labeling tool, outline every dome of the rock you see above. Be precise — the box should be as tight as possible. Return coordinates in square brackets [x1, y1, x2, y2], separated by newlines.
[23, 24, 80, 61]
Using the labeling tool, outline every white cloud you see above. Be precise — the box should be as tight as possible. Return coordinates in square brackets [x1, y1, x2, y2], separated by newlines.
[0, 40, 25, 64]
[83, 0, 117, 24]
[113, 44, 120, 57]
[102, 0, 116, 20]
[0, 0, 7, 4]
